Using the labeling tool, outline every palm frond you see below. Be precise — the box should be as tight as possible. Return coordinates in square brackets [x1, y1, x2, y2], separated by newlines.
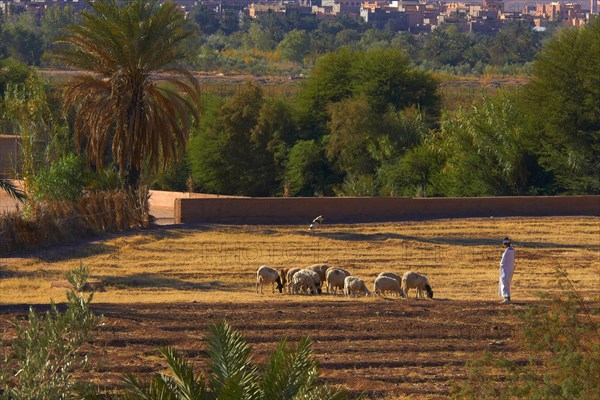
[0, 179, 26, 202]
[206, 321, 261, 400]
[121, 373, 177, 400]
[260, 337, 317, 400]
[159, 347, 207, 400]
[53, 0, 201, 186]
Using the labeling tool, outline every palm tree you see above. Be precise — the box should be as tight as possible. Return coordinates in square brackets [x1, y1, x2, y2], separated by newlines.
[0, 178, 26, 202]
[54, 0, 201, 188]
[122, 321, 355, 400]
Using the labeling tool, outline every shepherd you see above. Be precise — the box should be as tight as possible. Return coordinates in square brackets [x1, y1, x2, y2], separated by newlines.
[498, 237, 515, 304]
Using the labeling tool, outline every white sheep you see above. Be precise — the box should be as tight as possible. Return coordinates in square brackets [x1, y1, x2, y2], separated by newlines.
[325, 268, 351, 295]
[373, 276, 402, 297]
[344, 276, 371, 298]
[307, 263, 331, 289]
[256, 265, 284, 294]
[292, 269, 322, 295]
[377, 271, 402, 283]
[377, 271, 404, 297]
[286, 267, 302, 294]
[401, 271, 434, 299]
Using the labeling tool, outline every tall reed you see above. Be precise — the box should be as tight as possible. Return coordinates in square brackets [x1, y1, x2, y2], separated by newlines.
[0, 188, 149, 256]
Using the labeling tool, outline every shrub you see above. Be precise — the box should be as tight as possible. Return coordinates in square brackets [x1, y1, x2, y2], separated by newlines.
[0, 265, 101, 399]
[453, 267, 600, 399]
[30, 153, 91, 201]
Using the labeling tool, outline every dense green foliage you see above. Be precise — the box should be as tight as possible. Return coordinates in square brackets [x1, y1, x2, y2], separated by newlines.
[122, 321, 355, 400]
[429, 93, 549, 196]
[28, 153, 102, 201]
[525, 18, 600, 194]
[186, 49, 438, 196]
[454, 268, 600, 399]
[1, 2, 597, 198]
[182, 21, 597, 197]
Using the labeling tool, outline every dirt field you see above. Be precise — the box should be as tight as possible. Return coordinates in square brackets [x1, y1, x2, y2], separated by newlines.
[0, 217, 598, 398]
[0, 299, 526, 399]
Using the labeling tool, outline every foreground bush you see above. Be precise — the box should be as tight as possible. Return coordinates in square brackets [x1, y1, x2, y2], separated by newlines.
[0, 188, 150, 256]
[454, 267, 600, 399]
[0, 265, 101, 399]
[123, 321, 356, 400]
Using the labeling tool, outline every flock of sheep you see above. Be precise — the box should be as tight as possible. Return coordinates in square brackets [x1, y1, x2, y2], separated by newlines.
[256, 264, 434, 299]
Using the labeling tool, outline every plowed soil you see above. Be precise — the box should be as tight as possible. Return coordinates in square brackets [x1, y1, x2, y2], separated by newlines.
[1, 299, 526, 399]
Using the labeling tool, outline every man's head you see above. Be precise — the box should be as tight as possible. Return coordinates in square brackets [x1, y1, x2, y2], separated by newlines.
[503, 237, 511, 247]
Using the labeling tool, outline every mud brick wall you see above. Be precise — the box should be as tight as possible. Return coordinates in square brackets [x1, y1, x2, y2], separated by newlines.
[175, 196, 600, 224]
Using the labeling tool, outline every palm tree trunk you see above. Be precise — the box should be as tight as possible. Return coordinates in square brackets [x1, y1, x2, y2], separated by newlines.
[125, 166, 141, 189]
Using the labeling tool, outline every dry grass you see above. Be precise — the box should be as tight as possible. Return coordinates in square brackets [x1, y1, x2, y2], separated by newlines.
[0, 216, 598, 305]
[0, 189, 149, 256]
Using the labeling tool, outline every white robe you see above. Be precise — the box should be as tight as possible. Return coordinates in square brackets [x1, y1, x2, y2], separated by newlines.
[499, 246, 515, 298]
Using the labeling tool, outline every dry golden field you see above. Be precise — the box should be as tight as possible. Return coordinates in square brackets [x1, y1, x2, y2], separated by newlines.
[0, 216, 599, 398]
[1, 216, 598, 304]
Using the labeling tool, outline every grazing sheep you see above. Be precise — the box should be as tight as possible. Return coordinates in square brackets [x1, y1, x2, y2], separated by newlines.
[256, 266, 284, 294]
[279, 268, 288, 290]
[309, 215, 324, 230]
[292, 269, 322, 295]
[344, 276, 371, 298]
[307, 263, 331, 288]
[377, 271, 402, 283]
[373, 276, 402, 297]
[326, 268, 351, 295]
[286, 267, 302, 294]
[377, 271, 405, 298]
[401, 271, 434, 299]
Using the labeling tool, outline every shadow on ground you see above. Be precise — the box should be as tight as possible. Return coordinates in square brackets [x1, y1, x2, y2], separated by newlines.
[298, 231, 597, 249]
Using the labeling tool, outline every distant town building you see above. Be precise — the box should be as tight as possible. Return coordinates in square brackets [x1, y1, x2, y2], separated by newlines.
[0, 0, 595, 32]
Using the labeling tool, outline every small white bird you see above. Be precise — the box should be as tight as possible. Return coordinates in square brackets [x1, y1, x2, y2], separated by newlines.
[309, 215, 324, 230]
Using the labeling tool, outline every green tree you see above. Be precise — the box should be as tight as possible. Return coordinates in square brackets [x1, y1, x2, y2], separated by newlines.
[285, 140, 333, 196]
[278, 29, 311, 64]
[123, 322, 354, 400]
[2, 73, 69, 191]
[298, 47, 439, 139]
[246, 22, 275, 51]
[525, 19, 600, 193]
[251, 99, 298, 191]
[0, 57, 30, 95]
[297, 47, 356, 137]
[353, 48, 439, 116]
[55, 0, 201, 188]
[431, 92, 545, 196]
[191, 3, 220, 35]
[189, 83, 276, 196]
[421, 25, 472, 66]
[377, 142, 444, 197]
[40, 5, 75, 51]
[326, 98, 380, 175]
[2, 14, 44, 66]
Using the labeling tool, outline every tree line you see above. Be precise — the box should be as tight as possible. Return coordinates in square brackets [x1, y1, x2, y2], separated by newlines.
[1, 1, 598, 202]
[167, 19, 599, 197]
[0, 3, 553, 75]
